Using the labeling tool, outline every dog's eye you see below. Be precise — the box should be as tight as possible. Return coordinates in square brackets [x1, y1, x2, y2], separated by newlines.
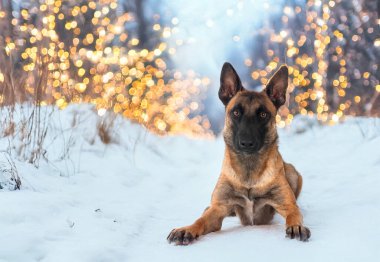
[233, 109, 240, 117]
[259, 112, 267, 119]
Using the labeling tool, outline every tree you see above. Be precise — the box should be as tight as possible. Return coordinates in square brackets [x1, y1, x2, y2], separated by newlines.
[248, 0, 379, 125]
[0, 0, 211, 136]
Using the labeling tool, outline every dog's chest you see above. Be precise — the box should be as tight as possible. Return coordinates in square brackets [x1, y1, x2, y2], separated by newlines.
[217, 160, 279, 223]
[230, 187, 272, 225]
[229, 170, 277, 223]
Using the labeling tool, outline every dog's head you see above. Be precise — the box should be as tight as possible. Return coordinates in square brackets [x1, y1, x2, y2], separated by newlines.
[219, 62, 288, 154]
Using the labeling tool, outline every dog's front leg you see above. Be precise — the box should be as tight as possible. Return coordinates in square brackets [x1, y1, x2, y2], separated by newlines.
[270, 182, 311, 241]
[282, 205, 311, 241]
[167, 204, 230, 245]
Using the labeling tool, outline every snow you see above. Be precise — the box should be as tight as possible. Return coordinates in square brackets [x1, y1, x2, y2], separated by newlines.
[1, 106, 380, 262]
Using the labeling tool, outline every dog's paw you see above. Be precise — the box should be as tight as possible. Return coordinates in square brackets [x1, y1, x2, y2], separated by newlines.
[167, 227, 198, 245]
[286, 225, 311, 241]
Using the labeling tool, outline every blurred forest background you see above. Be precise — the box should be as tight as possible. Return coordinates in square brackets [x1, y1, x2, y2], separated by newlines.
[1, 1, 380, 257]
[0, 0, 379, 136]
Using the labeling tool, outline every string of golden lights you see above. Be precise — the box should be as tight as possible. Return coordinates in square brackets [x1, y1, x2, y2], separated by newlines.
[0, 0, 378, 136]
[0, 0, 212, 137]
[249, 0, 379, 126]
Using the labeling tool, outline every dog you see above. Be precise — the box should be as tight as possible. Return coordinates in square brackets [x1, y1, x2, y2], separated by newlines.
[167, 62, 311, 245]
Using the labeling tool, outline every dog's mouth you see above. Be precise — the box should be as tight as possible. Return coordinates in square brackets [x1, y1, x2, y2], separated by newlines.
[236, 146, 260, 154]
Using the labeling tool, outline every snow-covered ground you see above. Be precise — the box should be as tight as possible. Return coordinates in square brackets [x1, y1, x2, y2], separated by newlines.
[1, 106, 380, 262]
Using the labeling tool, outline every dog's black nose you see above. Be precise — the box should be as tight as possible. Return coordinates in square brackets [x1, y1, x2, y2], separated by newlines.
[239, 139, 255, 149]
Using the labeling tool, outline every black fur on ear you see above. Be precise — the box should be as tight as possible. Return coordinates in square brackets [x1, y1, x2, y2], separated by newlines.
[264, 65, 289, 109]
[218, 62, 244, 106]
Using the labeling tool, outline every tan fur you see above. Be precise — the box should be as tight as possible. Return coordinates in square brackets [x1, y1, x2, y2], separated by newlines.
[167, 66, 310, 245]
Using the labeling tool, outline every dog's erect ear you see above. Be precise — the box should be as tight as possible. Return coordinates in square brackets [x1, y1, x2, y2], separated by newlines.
[219, 62, 244, 106]
[264, 65, 288, 109]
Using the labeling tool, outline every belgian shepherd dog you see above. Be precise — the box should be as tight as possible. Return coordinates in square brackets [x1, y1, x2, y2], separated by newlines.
[167, 63, 311, 245]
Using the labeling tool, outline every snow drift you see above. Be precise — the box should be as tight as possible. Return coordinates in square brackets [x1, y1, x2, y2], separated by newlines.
[0, 105, 379, 262]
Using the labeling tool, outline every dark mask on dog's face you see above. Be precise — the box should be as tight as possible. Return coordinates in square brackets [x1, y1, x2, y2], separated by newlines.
[218, 62, 289, 154]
